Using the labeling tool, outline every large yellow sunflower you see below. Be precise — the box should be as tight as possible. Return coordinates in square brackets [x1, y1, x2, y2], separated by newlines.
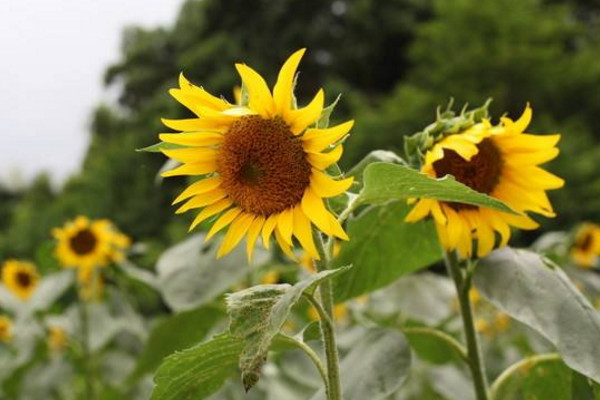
[53, 216, 130, 277]
[406, 105, 564, 258]
[0, 316, 12, 343]
[1, 260, 39, 301]
[159, 49, 353, 260]
[571, 223, 600, 268]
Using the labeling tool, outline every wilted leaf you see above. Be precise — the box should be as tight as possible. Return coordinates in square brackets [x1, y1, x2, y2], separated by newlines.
[475, 248, 600, 383]
[333, 202, 441, 301]
[226, 267, 350, 391]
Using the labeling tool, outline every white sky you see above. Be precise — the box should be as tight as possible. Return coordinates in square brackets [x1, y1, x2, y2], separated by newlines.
[0, 0, 183, 188]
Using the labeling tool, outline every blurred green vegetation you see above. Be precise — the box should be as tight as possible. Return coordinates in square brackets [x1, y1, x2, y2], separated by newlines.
[1, 0, 599, 259]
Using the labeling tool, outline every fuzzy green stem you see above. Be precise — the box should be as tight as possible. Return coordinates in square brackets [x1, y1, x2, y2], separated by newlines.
[313, 231, 343, 400]
[445, 251, 489, 400]
[277, 333, 329, 390]
[79, 299, 95, 400]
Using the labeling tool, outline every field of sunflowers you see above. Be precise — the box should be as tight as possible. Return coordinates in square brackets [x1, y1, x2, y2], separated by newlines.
[2, 1, 600, 399]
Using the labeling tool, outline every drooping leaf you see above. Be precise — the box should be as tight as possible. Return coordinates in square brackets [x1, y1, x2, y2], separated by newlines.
[310, 328, 412, 400]
[358, 162, 515, 213]
[475, 248, 600, 383]
[130, 305, 225, 381]
[151, 333, 244, 400]
[226, 266, 351, 391]
[333, 202, 441, 301]
[347, 150, 406, 185]
[118, 259, 160, 290]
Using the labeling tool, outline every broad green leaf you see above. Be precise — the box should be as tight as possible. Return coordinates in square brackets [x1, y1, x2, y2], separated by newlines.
[475, 248, 600, 383]
[137, 142, 185, 153]
[311, 328, 411, 400]
[156, 234, 268, 312]
[358, 162, 515, 213]
[151, 333, 244, 400]
[226, 266, 351, 390]
[333, 202, 441, 301]
[347, 150, 406, 184]
[130, 305, 225, 381]
[491, 355, 571, 400]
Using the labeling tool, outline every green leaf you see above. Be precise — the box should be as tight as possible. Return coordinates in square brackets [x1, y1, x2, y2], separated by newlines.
[316, 94, 341, 129]
[130, 305, 225, 381]
[137, 142, 186, 153]
[310, 328, 412, 400]
[117, 259, 159, 290]
[491, 355, 571, 400]
[475, 248, 600, 383]
[226, 266, 350, 390]
[156, 234, 268, 312]
[151, 333, 244, 400]
[347, 150, 406, 185]
[333, 202, 441, 301]
[358, 162, 515, 213]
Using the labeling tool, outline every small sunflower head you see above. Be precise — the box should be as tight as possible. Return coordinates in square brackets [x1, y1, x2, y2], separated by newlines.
[0, 316, 12, 343]
[47, 326, 68, 353]
[1, 260, 39, 301]
[53, 216, 130, 272]
[571, 223, 600, 268]
[158, 49, 354, 261]
[406, 103, 564, 258]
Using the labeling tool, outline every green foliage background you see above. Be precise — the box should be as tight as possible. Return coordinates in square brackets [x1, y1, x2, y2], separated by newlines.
[1, 0, 599, 259]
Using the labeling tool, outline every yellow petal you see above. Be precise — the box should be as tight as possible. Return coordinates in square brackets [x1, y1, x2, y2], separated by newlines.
[277, 208, 294, 245]
[161, 148, 217, 164]
[302, 121, 354, 152]
[159, 132, 223, 147]
[169, 89, 233, 119]
[300, 188, 347, 240]
[405, 199, 431, 223]
[173, 177, 222, 205]
[513, 104, 532, 133]
[261, 214, 279, 250]
[161, 118, 227, 132]
[444, 207, 465, 249]
[161, 161, 217, 177]
[327, 212, 349, 241]
[217, 213, 255, 258]
[292, 206, 320, 260]
[178, 73, 229, 111]
[235, 63, 275, 118]
[175, 188, 228, 214]
[246, 216, 266, 261]
[476, 221, 495, 258]
[288, 89, 325, 134]
[495, 134, 560, 152]
[306, 145, 343, 170]
[189, 198, 233, 231]
[273, 49, 306, 116]
[206, 207, 242, 240]
[310, 170, 354, 198]
[275, 227, 296, 260]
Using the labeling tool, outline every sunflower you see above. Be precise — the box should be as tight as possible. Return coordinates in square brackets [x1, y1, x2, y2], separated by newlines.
[406, 105, 564, 258]
[53, 216, 130, 278]
[47, 326, 68, 353]
[1, 260, 39, 301]
[158, 49, 353, 260]
[0, 316, 12, 343]
[571, 223, 600, 268]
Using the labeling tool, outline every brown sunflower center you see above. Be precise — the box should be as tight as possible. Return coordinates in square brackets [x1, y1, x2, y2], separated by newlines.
[433, 138, 503, 211]
[217, 115, 311, 215]
[578, 233, 593, 252]
[70, 229, 98, 255]
[16, 271, 32, 288]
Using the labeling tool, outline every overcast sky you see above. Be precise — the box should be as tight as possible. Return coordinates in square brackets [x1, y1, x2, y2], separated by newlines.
[0, 0, 182, 188]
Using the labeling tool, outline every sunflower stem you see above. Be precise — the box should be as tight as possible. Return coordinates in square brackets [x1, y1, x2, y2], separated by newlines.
[444, 251, 489, 400]
[313, 231, 343, 400]
[79, 297, 96, 400]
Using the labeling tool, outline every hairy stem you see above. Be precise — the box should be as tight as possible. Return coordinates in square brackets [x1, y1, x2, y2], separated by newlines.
[445, 251, 489, 400]
[277, 333, 329, 391]
[313, 231, 343, 400]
